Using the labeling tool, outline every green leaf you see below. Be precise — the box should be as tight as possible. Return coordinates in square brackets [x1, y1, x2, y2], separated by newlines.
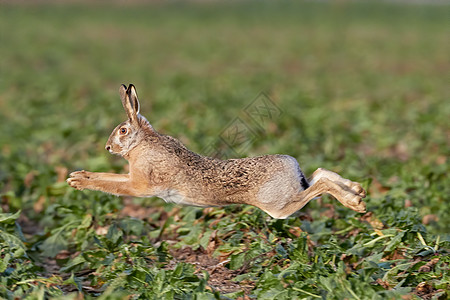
[106, 223, 123, 250]
[385, 231, 405, 252]
[0, 210, 21, 224]
[59, 255, 87, 273]
[119, 217, 144, 236]
[62, 273, 82, 292]
[0, 253, 11, 272]
[319, 276, 335, 292]
[199, 230, 212, 250]
[80, 214, 92, 229]
[41, 221, 78, 257]
[41, 230, 68, 257]
[229, 252, 245, 270]
[0, 228, 26, 250]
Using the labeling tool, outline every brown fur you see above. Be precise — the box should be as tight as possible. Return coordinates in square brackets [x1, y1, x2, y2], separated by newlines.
[67, 84, 366, 219]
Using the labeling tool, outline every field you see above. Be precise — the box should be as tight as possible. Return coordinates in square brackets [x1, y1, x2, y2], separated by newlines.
[0, 1, 449, 299]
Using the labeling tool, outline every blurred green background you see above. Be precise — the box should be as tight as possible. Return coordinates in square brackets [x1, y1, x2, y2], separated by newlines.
[0, 1, 449, 298]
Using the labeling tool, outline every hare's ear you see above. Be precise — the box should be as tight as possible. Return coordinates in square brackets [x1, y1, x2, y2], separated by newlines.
[119, 84, 128, 104]
[127, 84, 140, 115]
[119, 84, 138, 123]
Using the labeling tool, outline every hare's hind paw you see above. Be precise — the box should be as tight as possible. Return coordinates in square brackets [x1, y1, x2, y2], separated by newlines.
[338, 182, 367, 213]
[342, 193, 367, 213]
[348, 182, 366, 198]
[335, 177, 366, 198]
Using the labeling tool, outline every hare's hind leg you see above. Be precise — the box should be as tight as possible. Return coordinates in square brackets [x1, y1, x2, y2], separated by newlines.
[309, 168, 366, 197]
[67, 170, 140, 196]
[269, 170, 366, 219]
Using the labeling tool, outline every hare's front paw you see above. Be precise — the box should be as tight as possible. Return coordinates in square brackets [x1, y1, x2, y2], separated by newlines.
[69, 170, 95, 179]
[67, 170, 92, 190]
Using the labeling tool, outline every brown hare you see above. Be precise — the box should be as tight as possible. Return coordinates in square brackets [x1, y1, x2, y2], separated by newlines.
[67, 84, 366, 219]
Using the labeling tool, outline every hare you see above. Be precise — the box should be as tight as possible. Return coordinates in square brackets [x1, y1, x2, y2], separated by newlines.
[67, 84, 366, 219]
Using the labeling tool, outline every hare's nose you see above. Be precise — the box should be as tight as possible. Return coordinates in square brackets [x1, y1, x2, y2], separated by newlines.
[105, 145, 111, 151]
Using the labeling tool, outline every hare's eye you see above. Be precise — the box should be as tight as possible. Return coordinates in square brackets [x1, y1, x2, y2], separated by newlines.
[120, 128, 128, 135]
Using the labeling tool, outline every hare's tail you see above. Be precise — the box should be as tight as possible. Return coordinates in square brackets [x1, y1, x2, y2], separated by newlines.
[300, 174, 310, 190]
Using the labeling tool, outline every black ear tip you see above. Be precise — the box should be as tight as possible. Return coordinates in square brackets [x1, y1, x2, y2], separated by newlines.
[119, 84, 127, 93]
[127, 84, 138, 97]
[119, 84, 128, 96]
[125, 84, 132, 93]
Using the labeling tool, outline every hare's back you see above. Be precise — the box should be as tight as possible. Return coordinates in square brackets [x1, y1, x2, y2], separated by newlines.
[217, 154, 308, 191]
[173, 154, 309, 207]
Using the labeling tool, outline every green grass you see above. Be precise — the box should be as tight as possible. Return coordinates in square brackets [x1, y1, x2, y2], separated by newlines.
[0, 1, 449, 299]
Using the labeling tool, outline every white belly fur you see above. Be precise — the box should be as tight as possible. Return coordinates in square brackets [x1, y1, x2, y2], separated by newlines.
[154, 189, 203, 206]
